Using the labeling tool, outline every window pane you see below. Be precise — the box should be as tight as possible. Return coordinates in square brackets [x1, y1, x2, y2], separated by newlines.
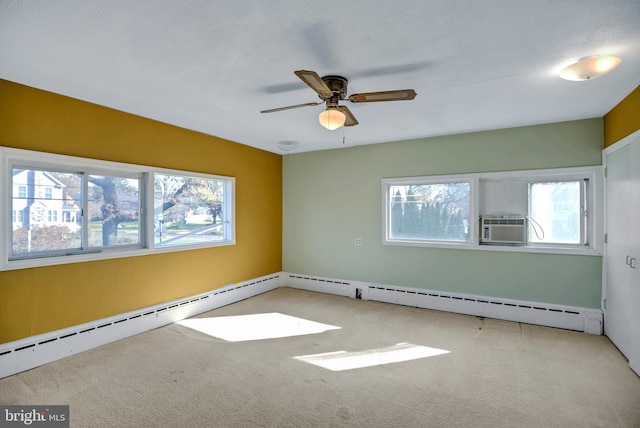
[154, 174, 227, 247]
[11, 168, 82, 256]
[529, 181, 581, 244]
[88, 175, 141, 247]
[389, 182, 471, 241]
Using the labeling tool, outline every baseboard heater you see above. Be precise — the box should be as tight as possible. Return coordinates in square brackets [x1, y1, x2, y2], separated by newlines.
[0, 273, 282, 379]
[1, 272, 603, 380]
[284, 274, 359, 298]
[282, 273, 603, 335]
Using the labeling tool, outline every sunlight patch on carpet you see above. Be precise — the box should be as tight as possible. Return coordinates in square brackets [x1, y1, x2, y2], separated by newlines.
[294, 342, 450, 371]
[176, 313, 341, 342]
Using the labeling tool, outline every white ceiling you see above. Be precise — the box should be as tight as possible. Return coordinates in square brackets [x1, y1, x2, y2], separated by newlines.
[1, 1, 639, 154]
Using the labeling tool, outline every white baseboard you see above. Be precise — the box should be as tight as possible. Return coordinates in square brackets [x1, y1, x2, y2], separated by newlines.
[283, 273, 367, 298]
[0, 271, 603, 380]
[0, 273, 282, 379]
[282, 272, 603, 336]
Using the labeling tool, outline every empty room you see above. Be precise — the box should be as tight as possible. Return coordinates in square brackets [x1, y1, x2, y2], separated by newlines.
[1, 2, 640, 427]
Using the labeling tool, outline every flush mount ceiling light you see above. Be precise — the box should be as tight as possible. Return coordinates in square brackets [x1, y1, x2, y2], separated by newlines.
[560, 56, 622, 81]
[318, 107, 346, 130]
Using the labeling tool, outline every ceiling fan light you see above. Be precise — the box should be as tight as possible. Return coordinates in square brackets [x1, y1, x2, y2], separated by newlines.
[560, 55, 621, 81]
[318, 108, 346, 130]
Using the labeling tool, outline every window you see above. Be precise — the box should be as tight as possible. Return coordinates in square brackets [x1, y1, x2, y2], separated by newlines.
[384, 167, 601, 255]
[154, 173, 231, 247]
[12, 210, 23, 223]
[87, 175, 141, 248]
[2, 147, 235, 270]
[11, 168, 83, 257]
[528, 180, 587, 245]
[384, 178, 473, 245]
[10, 167, 142, 258]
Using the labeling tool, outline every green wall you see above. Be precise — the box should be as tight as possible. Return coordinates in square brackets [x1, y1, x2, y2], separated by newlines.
[283, 119, 603, 308]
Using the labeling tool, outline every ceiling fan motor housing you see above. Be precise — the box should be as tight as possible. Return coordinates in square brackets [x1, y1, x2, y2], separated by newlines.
[321, 76, 348, 100]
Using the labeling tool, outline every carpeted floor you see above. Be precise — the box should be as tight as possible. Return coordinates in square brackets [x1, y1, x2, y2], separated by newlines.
[1, 287, 639, 427]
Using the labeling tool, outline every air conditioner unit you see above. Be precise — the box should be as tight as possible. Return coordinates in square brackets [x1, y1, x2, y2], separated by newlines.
[480, 216, 527, 245]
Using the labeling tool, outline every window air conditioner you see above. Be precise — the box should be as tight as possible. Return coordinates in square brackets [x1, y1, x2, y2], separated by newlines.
[480, 216, 527, 245]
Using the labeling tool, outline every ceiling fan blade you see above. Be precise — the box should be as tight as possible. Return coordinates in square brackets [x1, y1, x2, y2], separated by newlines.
[260, 101, 322, 114]
[348, 89, 417, 103]
[294, 70, 333, 98]
[338, 106, 358, 127]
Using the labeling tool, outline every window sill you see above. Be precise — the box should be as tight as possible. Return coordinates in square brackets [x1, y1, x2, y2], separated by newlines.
[1, 240, 235, 272]
[383, 240, 601, 256]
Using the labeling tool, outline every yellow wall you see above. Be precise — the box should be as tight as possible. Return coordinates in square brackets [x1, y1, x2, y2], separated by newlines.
[0, 80, 282, 343]
[604, 84, 640, 147]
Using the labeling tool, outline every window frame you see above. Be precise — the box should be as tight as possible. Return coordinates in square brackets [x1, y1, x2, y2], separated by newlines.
[9, 164, 87, 260]
[151, 171, 234, 249]
[527, 178, 590, 247]
[382, 175, 476, 248]
[1, 147, 235, 271]
[382, 166, 602, 255]
[85, 170, 145, 251]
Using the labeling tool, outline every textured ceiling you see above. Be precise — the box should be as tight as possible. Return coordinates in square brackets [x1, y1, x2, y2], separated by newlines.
[1, 1, 639, 154]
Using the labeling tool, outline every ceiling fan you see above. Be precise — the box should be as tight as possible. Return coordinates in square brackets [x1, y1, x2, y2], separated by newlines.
[260, 70, 417, 130]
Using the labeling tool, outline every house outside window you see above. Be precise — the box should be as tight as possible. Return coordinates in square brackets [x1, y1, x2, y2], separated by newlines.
[12, 210, 23, 223]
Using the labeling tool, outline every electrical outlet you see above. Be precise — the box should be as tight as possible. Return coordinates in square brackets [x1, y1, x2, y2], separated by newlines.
[354, 238, 363, 246]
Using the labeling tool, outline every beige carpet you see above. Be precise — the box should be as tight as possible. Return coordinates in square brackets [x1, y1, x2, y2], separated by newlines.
[1, 287, 639, 427]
